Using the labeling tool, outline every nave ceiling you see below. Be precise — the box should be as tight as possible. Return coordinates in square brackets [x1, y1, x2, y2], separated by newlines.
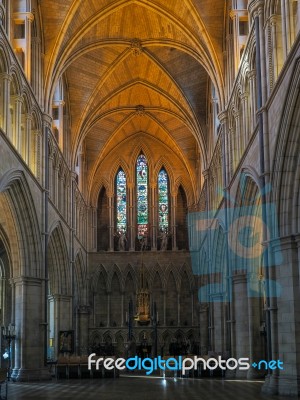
[40, 0, 226, 201]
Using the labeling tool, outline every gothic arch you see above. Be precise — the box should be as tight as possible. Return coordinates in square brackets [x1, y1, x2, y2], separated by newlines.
[131, 144, 154, 177]
[149, 264, 165, 291]
[9, 67, 22, 96]
[91, 264, 109, 293]
[110, 160, 131, 189]
[0, 196, 19, 279]
[47, 223, 70, 295]
[153, 158, 175, 189]
[0, 170, 42, 277]
[272, 58, 300, 235]
[0, 43, 10, 73]
[123, 264, 138, 292]
[108, 264, 123, 292]
[74, 250, 86, 305]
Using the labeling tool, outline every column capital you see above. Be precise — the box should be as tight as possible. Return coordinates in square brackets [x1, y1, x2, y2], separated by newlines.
[13, 12, 34, 22]
[77, 305, 90, 314]
[202, 169, 210, 180]
[248, 69, 256, 80]
[25, 113, 33, 122]
[150, 183, 157, 190]
[232, 272, 247, 284]
[42, 113, 53, 128]
[52, 100, 65, 107]
[0, 72, 12, 82]
[70, 171, 78, 180]
[269, 14, 279, 27]
[12, 94, 23, 104]
[229, 10, 239, 20]
[218, 110, 228, 124]
[11, 276, 43, 286]
[107, 191, 114, 198]
[241, 91, 249, 101]
[248, 0, 264, 19]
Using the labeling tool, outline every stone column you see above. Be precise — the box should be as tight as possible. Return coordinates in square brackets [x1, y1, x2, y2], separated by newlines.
[269, 15, 279, 82]
[177, 292, 180, 325]
[121, 292, 125, 326]
[218, 111, 230, 185]
[31, 37, 43, 106]
[163, 290, 166, 326]
[171, 191, 177, 250]
[89, 207, 97, 252]
[263, 235, 300, 396]
[77, 151, 84, 192]
[191, 289, 195, 327]
[230, 9, 240, 73]
[12, 95, 22, 151]
[241, 92, 249, 143]
[248, 70, 256, 132]
[12, 12, 34, 81]
[54, 162, 59, 207]
[58, 100, 65, 151]
[233, 110, 240, 168]
[0, 73, 11, 134]
[11, 277, 50, 381]
[48, 153, 54, 201]
[232, 273, 249, 378]
[25, 114, 32, 164]
[199, 305, 209, 354]
[150, 183, 157, 250]
[77, 306, 89, 355]
[298, 1, 300, 33]
[284, 0, 293, 50]
[247, 273, 265, 379]
[107, 193, 114, 252]
[107, 291, 111, 327]
[0, 2, 4, 29]
[128, 183, 135, 251]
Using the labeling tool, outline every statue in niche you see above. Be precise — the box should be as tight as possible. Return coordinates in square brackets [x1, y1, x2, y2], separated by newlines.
[139, 235, 148, 252]
[116, 231, 127, 251]
[159, 230, 169, 251]
[119, 231, 127, 251]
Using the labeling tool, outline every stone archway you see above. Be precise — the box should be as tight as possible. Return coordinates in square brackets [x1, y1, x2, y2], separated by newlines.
[47, 224, 71, 359]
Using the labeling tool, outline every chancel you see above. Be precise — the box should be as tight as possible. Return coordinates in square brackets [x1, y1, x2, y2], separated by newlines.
[0, 0, 300, 398]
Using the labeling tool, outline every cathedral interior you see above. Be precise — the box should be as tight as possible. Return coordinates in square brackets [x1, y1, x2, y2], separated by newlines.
[0, 0, 300, 397]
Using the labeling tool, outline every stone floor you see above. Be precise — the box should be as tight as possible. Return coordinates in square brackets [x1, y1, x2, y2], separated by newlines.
[1, 376, 299, 400]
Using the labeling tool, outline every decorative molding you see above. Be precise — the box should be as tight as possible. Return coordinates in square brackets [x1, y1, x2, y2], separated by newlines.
[135, 105, 145, 116]
[131, 39, 142, 56]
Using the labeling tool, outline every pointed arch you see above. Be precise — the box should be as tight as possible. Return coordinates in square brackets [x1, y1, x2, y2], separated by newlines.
[0, 43, 10, 73]
[0, 169, 42, 277]
[115, 168, 127, 233]
[136, 153, 149, 237]
[47, 222, 70, 295]
[158, 168, 169, 232]
[74, 249, 86, 306]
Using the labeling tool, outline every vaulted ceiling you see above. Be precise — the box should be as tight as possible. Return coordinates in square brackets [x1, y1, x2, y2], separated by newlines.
[40, 0, 226, 203]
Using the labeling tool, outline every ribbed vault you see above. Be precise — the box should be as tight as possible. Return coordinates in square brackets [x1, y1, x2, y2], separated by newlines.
[40, 0, 225, 202]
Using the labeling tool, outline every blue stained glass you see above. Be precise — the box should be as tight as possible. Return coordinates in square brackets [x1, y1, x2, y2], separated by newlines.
[116, 170, 127, 232]
[137, 155, 148, 237]
[158, 169, 169, 231]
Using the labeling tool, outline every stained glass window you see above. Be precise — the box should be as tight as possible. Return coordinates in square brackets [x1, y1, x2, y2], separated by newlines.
[158, 169, 169, 231]
[116, 169, 127, 232]
[136, 154, 148, 237]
